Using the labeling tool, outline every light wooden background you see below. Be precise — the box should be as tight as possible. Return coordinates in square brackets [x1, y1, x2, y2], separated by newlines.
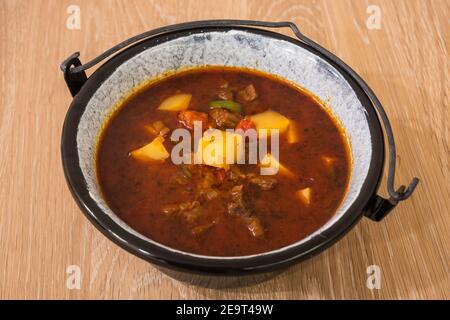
[0, 0, 448, 300]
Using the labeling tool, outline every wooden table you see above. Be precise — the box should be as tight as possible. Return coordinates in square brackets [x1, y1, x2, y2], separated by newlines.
[1, 0, 448, 299]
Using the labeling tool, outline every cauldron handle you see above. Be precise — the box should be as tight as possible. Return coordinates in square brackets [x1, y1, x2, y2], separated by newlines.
[60, 20, 308, 96]
[60, 20, 418, 218]
[283, 22, 419, 218]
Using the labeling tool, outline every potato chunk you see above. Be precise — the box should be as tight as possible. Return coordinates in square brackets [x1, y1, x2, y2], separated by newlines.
[259, 153, 294, 177]
[196, 129, 244, 169]
[130, 136, 170, 162]
[296, 187, 312, 206]
[321, 155, 337, 180]
[321, 155, 335, 167]
[246, 217, 264, 238]
[144, 120, 170, 137]
[157, 93, 192, 111]
[286, 121, 301, 143]
[250, 110, 290, 135]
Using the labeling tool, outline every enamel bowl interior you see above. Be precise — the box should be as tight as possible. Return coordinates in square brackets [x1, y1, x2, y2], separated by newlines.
[76, 30, 372, 259]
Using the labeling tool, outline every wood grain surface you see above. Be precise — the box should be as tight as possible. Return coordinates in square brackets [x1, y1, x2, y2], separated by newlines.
[0, 0, 448, 300]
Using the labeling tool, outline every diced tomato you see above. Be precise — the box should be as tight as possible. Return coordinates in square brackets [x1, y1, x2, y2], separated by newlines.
[235, 117, 256, 133]
[178, 111, 209, 130]
[215, 168, 226, 182]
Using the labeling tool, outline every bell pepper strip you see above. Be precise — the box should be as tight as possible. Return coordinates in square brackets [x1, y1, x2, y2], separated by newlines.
[208, 100, 242, 113]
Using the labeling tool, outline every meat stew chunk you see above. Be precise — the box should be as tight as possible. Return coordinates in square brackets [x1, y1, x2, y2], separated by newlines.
[209, 108, 242, 129]
[238, 84, 258, 102]
[227, 184, 265, 238]
[248, 176, 278, 190]
[162, 200, 203, 222]
[246, 216, 264, 238]
[227, 185, 250, 217]
[178, 110, 209, 130]
[216, 87, 234, 100]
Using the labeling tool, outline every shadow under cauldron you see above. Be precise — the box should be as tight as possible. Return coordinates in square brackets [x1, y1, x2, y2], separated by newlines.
[156, 265, 283, 289]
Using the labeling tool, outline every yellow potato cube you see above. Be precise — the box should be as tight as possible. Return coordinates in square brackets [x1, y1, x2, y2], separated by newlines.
[157, 93, 192, 111]
[286, 120, 301, 143]
[296, 187, 312, 206]
[250, 110, 290, 136]
[321, 155, 335, 167]
[130, 136, 170, 162]
[196, 129, 244, 169]
[259, 153, 294, 177]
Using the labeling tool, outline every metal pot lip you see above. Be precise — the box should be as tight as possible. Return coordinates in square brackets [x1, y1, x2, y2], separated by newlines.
[61, 25, 384, 274]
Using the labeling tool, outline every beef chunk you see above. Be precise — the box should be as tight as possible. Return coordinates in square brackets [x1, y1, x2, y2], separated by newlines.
[216, 87, 234, 100]
[209, 108, 242, 129]
[238, 84, 257, 102]
[227, 185, 251, 217]
[178, 110, 209, 130]
[248, 176, 278, 190]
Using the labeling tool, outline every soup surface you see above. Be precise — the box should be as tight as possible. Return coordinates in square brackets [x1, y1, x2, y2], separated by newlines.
[97, 67, 350, 256]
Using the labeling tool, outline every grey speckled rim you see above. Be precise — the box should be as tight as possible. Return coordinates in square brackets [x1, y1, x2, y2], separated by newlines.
[61, 25, 385, 274]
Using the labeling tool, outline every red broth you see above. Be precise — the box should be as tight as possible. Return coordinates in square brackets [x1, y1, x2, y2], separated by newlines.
[97, 67, 350, 256]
